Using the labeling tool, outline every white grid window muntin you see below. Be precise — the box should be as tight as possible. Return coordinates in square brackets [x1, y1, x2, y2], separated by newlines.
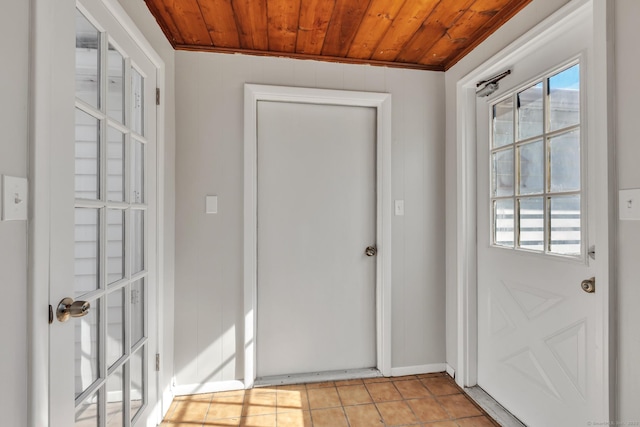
[74, 7, 149, 426]
[490, 61, 582, 257]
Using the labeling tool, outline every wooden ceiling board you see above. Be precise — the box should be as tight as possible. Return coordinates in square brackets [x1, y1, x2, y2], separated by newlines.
[320, 0, 371, 57]
[347, 0, 408, 59]
[144, 0, 185, 45]
[395, 0, 473, 64]
[144, 0, 532, 70]
[165, 0, 212, 45]
[198, 0, 240, 48]
[422, 0, 530, 68]
[296, 0, 337, 55]
[370, 0, 440, 62]
[266, 0, 301, 52]
[232, 0, 269, 50]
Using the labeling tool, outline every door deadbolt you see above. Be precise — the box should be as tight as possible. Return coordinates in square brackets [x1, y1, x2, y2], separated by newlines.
[365, 246, 377, 257]
[580, 277, 596, 294]
[57, 297, 91, 322]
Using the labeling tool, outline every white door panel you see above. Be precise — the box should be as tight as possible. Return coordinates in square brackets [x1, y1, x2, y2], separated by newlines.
[476, 6, 604, 426]
[256, 101, 377, 378]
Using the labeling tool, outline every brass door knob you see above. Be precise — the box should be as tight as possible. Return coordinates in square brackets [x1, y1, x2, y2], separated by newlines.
[365, 246, 377, 257]
[581, 277, 595, 294]
[57, 297, 91, 322]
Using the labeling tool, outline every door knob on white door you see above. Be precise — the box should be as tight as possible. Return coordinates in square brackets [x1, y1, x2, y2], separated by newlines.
[365, 246, 377, 256]
[581, 277, 596, 294]
[56, 297, 91, 322]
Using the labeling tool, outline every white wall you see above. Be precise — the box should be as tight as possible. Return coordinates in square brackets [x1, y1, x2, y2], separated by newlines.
[614, 0, 640, 421]
[445, 0, 640, 422]
[173, 52, 446, 389]
[0, 2, 29, 426]
[116, 0, 177, 413]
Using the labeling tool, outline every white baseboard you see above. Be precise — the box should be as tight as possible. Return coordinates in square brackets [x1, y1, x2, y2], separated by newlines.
[172, 380, 245, 396]
[161, 385, 174, 418]
[390, 363, 447, 377]
[446, 364, 455, 379]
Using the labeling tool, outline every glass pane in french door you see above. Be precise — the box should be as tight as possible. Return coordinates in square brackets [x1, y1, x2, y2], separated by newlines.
[71, 7, 152, 426]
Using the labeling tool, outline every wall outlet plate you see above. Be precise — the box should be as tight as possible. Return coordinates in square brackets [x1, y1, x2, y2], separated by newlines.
[2, 175, 28, 221]
[619, 188, 640, 220]
[206, 195, 218, 214]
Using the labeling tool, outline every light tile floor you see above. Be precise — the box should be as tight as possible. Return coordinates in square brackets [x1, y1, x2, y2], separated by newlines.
[161, 373, 499, 427]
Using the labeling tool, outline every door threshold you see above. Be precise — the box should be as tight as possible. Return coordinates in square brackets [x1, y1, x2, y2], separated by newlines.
[464, 386, 526, 427]
[255, 368, 382, 387]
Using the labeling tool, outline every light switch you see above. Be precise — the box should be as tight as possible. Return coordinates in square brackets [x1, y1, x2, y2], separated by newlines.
[395, 200, 404, 216]
[205, 195, 218, 214]
[619, 188, 640, 220]
[2, 175, 28, 221]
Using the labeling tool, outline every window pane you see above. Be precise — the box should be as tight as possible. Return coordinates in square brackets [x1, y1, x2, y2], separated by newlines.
[107, 127, 125, 202]
[131, 347, 145, 421]
[75, 109, 100, 200]
[131, 210, 145, 275]
[107, 209, 125, 285]
[517, 82, 543, 141]
[131, 279, 145, 346]
[131, 68, 144, 135]
[518, 198, 544, 251]
[549, 64, 580, 131]
[518, 140, 544, 195]
[107, 289, 124, 368]
[75, 208, 100, 295]
[107, 44, 125, 123]
[75, 10, 100, 108]
[492, 97, 513, 148]
[550, 130, 580, 192]
[75, 297, 100, 397]
[75, 388, 99, 427]
[106, 364, 124, 427]
[132, 140, 145, 203]
[494, 199, 514, 247]
[492, 149, 513, 197]
[550, 196, 581, 255]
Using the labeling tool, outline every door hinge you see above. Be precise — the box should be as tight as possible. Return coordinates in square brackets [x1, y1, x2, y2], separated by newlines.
[49, 305, 53, 324]
[156, 88, 160, 106]
[156, 353, 160, 371]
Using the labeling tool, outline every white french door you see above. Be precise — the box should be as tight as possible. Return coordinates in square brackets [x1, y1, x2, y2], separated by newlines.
[475, 4, 607, 426]
[48, 1, 158, 426]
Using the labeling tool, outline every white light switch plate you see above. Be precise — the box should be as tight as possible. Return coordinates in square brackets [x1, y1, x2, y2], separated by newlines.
[2, 175, 28, 221]
[395, 200, 404, 216]
[619, 188, 640, 220]
[206, 195, 218, 214]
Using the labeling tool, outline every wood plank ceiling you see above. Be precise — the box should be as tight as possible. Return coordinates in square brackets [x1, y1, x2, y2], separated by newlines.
[144, 0, 531, 71]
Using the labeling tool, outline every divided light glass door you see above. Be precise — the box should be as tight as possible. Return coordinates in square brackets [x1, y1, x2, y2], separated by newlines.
[49, 1, 157, 425]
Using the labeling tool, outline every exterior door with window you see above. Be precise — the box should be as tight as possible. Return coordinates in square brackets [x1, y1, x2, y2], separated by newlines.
[476, 7, 607, 426]
[48, 1, 158, 426]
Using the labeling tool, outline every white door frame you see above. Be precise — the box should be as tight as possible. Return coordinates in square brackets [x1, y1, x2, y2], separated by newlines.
[28, 0, 167, 425]
[453, 0, 615, 418]
[243, 84, 392, 388]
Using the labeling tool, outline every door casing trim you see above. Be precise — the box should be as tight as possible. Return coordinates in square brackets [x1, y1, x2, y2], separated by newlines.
[453, 0, 614, 420]
[243, 84, 392, 388]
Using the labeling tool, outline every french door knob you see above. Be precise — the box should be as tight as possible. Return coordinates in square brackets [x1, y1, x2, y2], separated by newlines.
[365, 246, 377, 257]
[56, 297, 91, 322]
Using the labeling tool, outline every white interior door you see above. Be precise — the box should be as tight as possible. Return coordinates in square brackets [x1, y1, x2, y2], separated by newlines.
[48, 1, 158, 426]
[476, 7, 606, 426]
[256, 101, 377, 378]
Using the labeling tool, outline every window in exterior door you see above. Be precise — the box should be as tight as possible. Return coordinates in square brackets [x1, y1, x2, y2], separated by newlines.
[490, 62, 581, 257]
[74, 8, 148, 426]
